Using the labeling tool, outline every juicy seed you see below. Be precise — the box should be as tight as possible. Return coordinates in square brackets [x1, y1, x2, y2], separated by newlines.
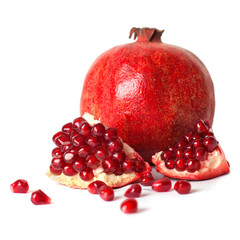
[195, 119, 209, 134]
[174, 158, 186, 171]
[102, 157, 118, 174]
[139, 172, 154, 186]
[79, 168, 94, 181]
[87, 181, 106, 194]
[152, 177, 172, 192]
[186, 159, 201, 172]
[203, 136, 218, 152]
[49, 165, 62, 175]
[86, 154, 101, 169]
[62, 122, 73, 135]
[99, 186, 114, 201]
[121, 199, 138, 214]
[174, 180, 191, 194]
[72, 117, 85, 131]
[31, 190, 51, 205]
[72, 157, 86, 172]
[10, 179, 29, 193]
[122, 159, 136, 173]
[104, 127, 118, 141]
[63, 164, 77, 176]
[51, 157, 65, 170]
[91, 123, 105, 137]
[124, 184, 142, 198]
[108, 139, 123, 153]
[78, 121, 92, 136]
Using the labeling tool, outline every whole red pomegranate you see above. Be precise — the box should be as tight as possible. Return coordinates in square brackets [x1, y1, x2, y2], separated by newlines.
[80, 27, 215, 163]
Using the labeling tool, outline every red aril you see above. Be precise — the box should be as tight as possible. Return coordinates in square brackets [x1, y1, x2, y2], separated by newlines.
[174, 180, 191, 194]
[121, 198, 138, 214]
[99, 186, 114, 201]
[152, 119, 230, 180]
[139, 171, 154, 186]
[31, 190, 51, 205]
[152, 177, 172, 192]
[124, 184, 142, 198]
[47, 113, 151, 189]
[87, 181, 106, 194]
[10, 179, 29, 193]
[80, 27, 215, 163]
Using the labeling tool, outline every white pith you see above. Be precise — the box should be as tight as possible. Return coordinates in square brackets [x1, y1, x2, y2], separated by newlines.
[47, 113, 149, 188]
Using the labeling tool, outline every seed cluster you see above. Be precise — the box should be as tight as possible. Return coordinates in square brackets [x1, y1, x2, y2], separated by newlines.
[50, 117, 145, 181]
[161, 119, 219, 173]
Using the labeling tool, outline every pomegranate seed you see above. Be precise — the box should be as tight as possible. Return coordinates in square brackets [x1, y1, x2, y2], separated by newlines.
[79, 168, 94, 181]
[86, 154, 101, 169]
[139, 172, 154, 186]
[87, 181, 106, 194]
[192, 134, 201, 141]
[31, 190, 51, 205]
[53, 132, 69, 146]
[167, 146, 175, 152]
[122, 159, 136, 173]
[121, 199, 138, 214]
[102, 157, 118, 173]
[192, 139, 202, 148]
[63, 147, 78, 164]
[184, 132, 194, 142]
[204, 132, 214, 138]
[114, 164, 124, 175]
[108, 138, 123, 153]
[186, 159, 201, 172]
[62, 122, 73, 135]
[175, 149, 184, 158]
[152, 177, 172, 192]
[174, 180, 191, 194]
[72, 117, 85, 131]
[183, 148, 194, 159]
[104, 127, 118, 141]
[95, 146, 108, 161]
[134, 159, 145, 172]
[10, 179, 29, 193]
[73, 157, 86, 172]
[124, 184, 142, 198]
[176, 140, 187, 149]
[99, 186, 114, 201]
[195, 119, 209, 134]
[203, 136, 218, 152]
[78, 145, 91, 158]
[78, 121, 91, 136]
[91, 123, 105, 137]
[51, 157, 65, 170]
[70, 131, 79, 141]
[86, 135, 101, 148]
[165, 159, 175, 169]
[161, 151, 173, 160]
[63, 164, 77, 176]
[174, 158, 186, 171]
[61, 141, 72, 152]
[195, 147, 207, 161]
[72, 134, 85, 147]
[49, 165, 62, 175]
[52, 147, 62, 158]
[112, 151, 126, 162]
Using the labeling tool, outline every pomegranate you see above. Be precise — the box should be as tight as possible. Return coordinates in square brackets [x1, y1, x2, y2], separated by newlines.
[174, 180, 191, 194]
[152, 119, 230, 180]
[120, 198, 138, 214]
[80, 27, 215, 163]
[47, 113, 151, 189]
[10, 179, 29, 193]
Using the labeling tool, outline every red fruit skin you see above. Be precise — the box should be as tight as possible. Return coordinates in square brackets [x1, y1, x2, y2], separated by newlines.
[80, 28, 215, 163]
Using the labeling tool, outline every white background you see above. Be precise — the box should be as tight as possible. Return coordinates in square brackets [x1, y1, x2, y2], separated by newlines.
[1, 0, 240, 239]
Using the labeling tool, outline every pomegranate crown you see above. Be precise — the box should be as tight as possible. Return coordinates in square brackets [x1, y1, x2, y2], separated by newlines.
[129, 27, 164, 42]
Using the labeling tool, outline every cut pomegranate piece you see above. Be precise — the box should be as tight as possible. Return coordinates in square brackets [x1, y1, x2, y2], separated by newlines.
[152, 177, 172, 192]
[99, 186, 114, 201]
[10, 179, 29, 193]
[31, 190, 51, 205]
[152, 119, 230, 180]
[124, 184, 142, 198]
[174, 180, 191, 194]
[120, 198, 138, 214]
[47, 113, 151, 189]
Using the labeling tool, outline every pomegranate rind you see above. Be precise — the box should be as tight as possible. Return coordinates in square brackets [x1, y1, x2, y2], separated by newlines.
[152, 146, 230, 180]
[47, 113, 151, 189]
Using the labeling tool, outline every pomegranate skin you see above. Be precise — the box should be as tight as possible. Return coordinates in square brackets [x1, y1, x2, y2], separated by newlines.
[80, 28, 215, 163]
